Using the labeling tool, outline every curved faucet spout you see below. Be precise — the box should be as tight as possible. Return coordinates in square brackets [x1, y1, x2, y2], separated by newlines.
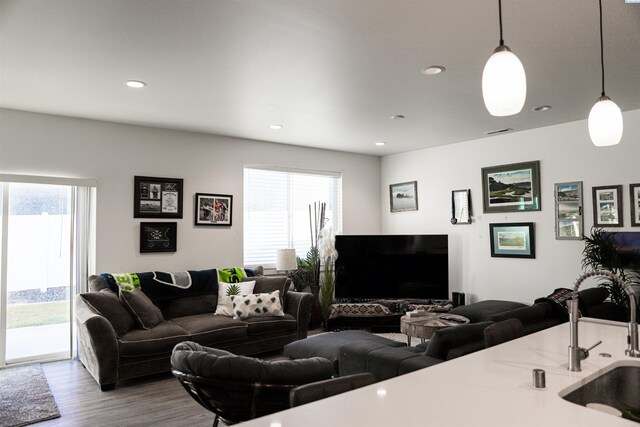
[569, 270, 640, 372]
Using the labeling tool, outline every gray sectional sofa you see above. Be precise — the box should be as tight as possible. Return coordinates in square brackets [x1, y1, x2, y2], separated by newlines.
[334, 288, 617, 380]
[76, 270, 314, 390]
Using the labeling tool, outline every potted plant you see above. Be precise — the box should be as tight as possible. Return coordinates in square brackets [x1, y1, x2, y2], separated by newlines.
[582, 227, 639, 308]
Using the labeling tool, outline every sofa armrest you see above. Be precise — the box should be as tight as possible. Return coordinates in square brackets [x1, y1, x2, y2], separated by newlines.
[75, 297, 119, 389]
[284, 291, 314, 340]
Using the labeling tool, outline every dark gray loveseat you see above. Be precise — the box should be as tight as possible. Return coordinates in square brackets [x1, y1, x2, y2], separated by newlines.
[76, 271, 313, 390]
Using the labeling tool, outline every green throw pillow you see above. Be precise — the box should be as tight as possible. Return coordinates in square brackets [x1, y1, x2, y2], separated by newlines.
[218, 267, 246, 283]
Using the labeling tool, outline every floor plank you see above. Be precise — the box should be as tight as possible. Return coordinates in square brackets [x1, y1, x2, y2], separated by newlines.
[40, 359, 215, 427]
[37, 329, 327, 426]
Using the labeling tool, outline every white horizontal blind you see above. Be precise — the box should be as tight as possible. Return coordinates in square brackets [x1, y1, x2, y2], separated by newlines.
[244, 167, 342, 267]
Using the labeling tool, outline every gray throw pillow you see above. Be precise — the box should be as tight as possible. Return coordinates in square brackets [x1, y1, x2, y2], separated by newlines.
[79, 289, 135, 337]
[244, 275, 290, 302]
[119, 289, 164, 329]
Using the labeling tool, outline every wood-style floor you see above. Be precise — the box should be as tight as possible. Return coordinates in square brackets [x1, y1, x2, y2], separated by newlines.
[40, 359, 215, 427]
[37, 329, 329, 426]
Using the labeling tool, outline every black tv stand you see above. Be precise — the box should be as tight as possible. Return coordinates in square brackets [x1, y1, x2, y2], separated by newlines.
[327, 298, 452, 333]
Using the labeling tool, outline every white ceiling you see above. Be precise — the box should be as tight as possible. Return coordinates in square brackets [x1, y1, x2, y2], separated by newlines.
[1, 0, 639, 155]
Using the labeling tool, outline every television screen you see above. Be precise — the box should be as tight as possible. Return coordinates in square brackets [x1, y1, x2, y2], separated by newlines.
[334, 234, 449, 300]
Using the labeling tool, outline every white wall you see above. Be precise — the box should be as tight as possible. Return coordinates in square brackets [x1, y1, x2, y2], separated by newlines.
[0, 108, 381, 272]
[382, 109, 640, 304]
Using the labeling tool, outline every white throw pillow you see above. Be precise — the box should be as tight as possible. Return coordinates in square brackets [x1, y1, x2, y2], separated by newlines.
[230, 290, 284, 320]
[215, 281, 255, 316]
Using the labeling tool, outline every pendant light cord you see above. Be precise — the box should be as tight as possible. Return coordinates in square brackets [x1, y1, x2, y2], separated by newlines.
[498, 0, 504, 46]
[598, 0, 605, 96]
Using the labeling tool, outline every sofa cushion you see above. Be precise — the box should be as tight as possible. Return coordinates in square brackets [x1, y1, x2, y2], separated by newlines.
[338, 339, 407, 377]
[170, 314, 247, 345]
[490, 302, 555, 325]
[160, 294, 218, 319]
[120, 289, 165, 330]
[366, 346, 427, 380]
[79, 289, 135, 337]
[243, 314, 297, 336]
[118, 321, 190, 357]
[398, 354, 444, 375]
[215, 281, 256, 316]
[231, 291, 284, 319]
[425, 321, 494, 360]
[448, 300, 527, 323]
[243, 276, 290, 303]
[579, 287, 610, 307]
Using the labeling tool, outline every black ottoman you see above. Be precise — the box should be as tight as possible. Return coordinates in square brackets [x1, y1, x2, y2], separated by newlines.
[284, 330, 403, 373]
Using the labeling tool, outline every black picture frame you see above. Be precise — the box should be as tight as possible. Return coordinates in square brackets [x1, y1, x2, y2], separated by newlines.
[389, 181, 418, 212]
[134, 176, 183, 219]
[140, 222, 177, 253]
[489, 222, 535, 258]
[630, 183, 640, 227]
[592, 185, 623, 227]
[481, 161, 541, 213]
[194, 193, 233, 226]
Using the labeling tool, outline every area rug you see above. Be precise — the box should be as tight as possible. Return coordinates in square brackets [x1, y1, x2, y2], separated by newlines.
[0, 364, 61, 427]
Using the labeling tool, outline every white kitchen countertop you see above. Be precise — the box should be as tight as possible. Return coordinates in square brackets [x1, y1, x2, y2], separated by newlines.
[241, 319, 638, 426]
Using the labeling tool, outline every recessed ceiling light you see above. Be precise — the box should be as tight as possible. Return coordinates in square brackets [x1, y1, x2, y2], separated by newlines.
[391, 115, 405, 120]
[126, 80, 147, 88]
[532, 105, 552, 112]
[421, 66, 446, 75]
[375, 141, 387, 146]
[269, 124, 283, 130]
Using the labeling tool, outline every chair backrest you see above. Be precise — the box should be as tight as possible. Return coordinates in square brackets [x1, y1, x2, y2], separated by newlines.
[484, 318, 524, 348]
[289, 372, 376, 407]
[171, 341, 333, 425]
[173, 370, 297, 424]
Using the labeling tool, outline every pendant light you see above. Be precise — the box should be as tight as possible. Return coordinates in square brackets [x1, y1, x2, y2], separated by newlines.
[588, 0, 623, 147]
[482, 0, 527, 117]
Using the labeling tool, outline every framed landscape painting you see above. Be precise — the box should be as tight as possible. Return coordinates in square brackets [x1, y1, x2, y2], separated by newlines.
[490, 222, 535, 258]
[631, 183, 640, 227]
[592, 185, 623, 227]
[134, 176, 183, 219]
[554, 181, 583, 240]
[195, 193, 233, 226]
[389, 181, 418, 212]
[481, 161, 540, 213]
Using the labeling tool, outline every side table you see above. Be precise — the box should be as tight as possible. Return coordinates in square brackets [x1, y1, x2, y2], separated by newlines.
[400, 313, 470, 346]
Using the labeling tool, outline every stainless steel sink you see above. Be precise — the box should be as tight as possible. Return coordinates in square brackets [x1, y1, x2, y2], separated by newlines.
[560, 361, 640, 421]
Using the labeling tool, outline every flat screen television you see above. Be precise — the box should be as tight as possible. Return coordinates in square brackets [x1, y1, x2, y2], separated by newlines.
[334, 234, 449, 300]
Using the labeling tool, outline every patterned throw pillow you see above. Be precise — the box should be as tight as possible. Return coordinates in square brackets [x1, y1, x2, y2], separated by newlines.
[231, 290, 284, 320]
[214, 280, 255, 316]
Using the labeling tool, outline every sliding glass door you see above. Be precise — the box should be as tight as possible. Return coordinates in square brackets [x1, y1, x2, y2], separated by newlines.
[0, 177, 95, 366]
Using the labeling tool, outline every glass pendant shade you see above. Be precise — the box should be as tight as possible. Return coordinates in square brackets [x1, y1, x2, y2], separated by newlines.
[482, 45, 527, 116]
[588, 95, 623, 146]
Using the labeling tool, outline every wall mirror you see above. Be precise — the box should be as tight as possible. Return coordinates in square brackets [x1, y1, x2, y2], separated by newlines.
[451, 189, 472, 224]
[554, 181, 583, 240]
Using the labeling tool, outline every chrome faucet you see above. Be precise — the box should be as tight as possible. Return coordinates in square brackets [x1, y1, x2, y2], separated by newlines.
[569, 270, 640, 372]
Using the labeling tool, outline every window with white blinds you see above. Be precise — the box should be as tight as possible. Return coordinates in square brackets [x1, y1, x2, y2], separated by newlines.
[243, 166, 342, 267]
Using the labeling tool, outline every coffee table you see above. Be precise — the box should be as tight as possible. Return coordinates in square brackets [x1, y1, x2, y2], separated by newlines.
[400, 313, 470, 346]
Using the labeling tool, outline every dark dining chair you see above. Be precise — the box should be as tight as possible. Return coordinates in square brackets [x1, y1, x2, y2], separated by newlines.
[171, 341, 333, 427]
